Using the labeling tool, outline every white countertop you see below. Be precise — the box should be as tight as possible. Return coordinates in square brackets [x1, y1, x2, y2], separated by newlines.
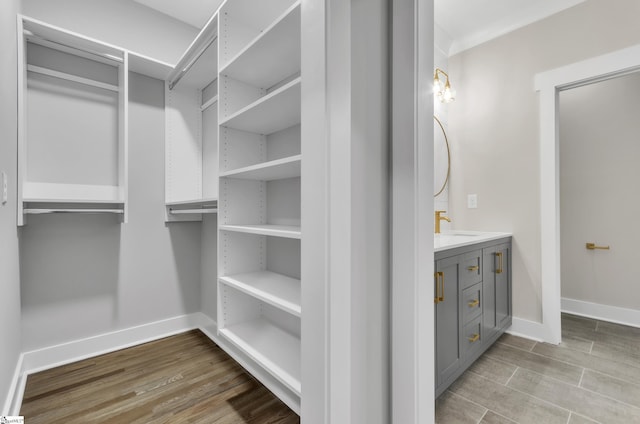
[434, 230, 512, 252]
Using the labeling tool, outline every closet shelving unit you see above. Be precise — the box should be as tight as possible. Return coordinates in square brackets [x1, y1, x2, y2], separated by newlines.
[217, 0, 302, 410]
[17, 16, 132, 225]
[164, 14, 219, 222]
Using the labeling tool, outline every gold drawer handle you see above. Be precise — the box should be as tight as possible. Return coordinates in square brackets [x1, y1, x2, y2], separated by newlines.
[468, 334, 480, 343]
[468, 299, 479, 307]
[586, 243, 610, 250]
[495, 252, 503, 274]
[467, 265, 479, 272]
[434, 272, 445, 304]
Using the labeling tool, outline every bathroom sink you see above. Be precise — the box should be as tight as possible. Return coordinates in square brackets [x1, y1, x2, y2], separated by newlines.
[434, 231, 512, 252]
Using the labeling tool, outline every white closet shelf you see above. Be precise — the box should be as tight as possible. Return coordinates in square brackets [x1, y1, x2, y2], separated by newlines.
[221, 2, 300, 89]
[201, 94, 218, 111]
[22, 16, 124, 64]
[23, 182, 123, 203]
[220, 224, 301, 239]
[220, 320, 301, 395]
[220, 271, 301, 317]
[220, 77, 301, 135]
[220, 155, 301, 180]
[166, 198, 218, 207]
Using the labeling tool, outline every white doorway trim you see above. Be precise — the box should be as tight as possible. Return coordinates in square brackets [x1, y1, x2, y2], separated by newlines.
[535, 43, 640, 344]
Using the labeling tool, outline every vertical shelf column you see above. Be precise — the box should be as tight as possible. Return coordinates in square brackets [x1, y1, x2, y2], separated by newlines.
[217, 0, 302, 413]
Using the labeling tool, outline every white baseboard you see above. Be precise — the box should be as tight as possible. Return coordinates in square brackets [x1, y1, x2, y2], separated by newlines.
[506, 317, 548, 342]
[6, 312, 215, 415]
[562, 297, 640, 328]
[2, 352, 24, 416]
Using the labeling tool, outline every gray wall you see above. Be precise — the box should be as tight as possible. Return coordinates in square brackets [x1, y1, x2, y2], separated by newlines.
[20, 73, 203, 351]
[22, 0, 198, 65]
[448, 0, 640, 322]
[0, 0, 23, 413]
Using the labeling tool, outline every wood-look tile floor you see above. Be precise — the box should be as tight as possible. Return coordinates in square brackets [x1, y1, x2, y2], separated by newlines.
[20, 330, 300, 424]
[436, 313, 640, 424]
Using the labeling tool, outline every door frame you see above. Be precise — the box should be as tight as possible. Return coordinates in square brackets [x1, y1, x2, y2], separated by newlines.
[536, 43, 640, 344]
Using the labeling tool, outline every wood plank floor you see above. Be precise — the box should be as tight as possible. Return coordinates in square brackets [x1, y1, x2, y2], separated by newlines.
[436, 313, 640, 424]
[20, 330, 300, 424]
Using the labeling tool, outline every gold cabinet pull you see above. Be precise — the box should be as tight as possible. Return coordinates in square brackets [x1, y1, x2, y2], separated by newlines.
[468, 299, 479, 307]
[434, 272, 445, 304]
[467, 265, 479, 272]
[495, 251, 503, 274]
[586, 243, 610, 250]
[468, 334, 480, 343]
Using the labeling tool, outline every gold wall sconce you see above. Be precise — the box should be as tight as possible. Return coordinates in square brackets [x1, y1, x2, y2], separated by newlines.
[434, 68, 455, 103]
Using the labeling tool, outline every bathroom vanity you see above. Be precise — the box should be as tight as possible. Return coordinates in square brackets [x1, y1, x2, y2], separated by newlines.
[434, 231, 512, 397]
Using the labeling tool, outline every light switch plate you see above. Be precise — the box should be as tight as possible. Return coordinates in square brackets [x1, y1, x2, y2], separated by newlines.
[1, 171, 7, 205]
[467, 194, 478, 209]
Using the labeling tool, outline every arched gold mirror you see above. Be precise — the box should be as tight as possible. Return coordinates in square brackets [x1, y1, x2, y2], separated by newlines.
[434, 115, 451, 197]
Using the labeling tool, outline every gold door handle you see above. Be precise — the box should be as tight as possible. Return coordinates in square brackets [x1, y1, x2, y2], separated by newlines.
[434, 272, 445, 304]
[495, 252, 503, 274]
[586, 243, 610, 250]
[468, 299, 479, 307]
[467, 265, 479, 272]
[468, 334, 480, 343]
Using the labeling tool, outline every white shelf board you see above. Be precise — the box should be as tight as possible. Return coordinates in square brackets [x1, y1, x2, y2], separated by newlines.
[23, 182, 123, 203]
[220, 271, 301, 317]
[220, 77, 301, 135]
[220, 155, 301, 181]
[165, 197, 218, 207]
[220, 319, 301, 395]
[220, 224, 301, 239]
[177, 40, 218, 89]
[221, 2, 300, 89]
[128, 52, 174, 80]
[22, 15, 124, 62]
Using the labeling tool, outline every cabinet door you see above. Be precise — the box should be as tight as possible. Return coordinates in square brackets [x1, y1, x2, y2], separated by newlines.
[483, 242, 512, 339]
[435, 255, 461, 386]
[482, 248, 498, 340]
[495, 243, 511, 330]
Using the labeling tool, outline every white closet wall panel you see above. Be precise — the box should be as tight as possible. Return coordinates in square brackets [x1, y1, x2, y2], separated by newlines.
[266, 177, 300, 226]
[202, 102, 219, 199]
[266, 237, 300, 279]
[26, 73, 119, 186]
[164, 85, 202, 203]
[266, 124, 300, 161]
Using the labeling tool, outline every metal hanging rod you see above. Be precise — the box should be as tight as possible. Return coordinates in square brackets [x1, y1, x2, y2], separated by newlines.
[24, 30, 123, 64]
[24, 208, 124, 214]
[168, 35, 217, 90]
[27, 64, 119, 92]
[169, 208, 218, 215]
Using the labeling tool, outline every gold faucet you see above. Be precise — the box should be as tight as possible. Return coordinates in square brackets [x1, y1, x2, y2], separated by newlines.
[435, 210, 451, 234]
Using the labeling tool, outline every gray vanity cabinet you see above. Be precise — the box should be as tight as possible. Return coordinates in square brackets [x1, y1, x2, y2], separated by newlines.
[435, 236, 512, 398]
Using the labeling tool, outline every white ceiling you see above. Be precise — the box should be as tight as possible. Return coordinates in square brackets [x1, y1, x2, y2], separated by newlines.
[132, 0, 588, 56]
[133, 0, 224, 29]
[435, 0, 588, 55]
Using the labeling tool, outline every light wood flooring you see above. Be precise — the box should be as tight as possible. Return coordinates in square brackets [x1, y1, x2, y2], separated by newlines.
[436, 313, 640, 424]
[20, 330, 300, 424]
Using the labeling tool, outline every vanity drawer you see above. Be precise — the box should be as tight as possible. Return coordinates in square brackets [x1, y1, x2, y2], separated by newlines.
[462, 282, 482, 324]
[461, 316, 483, 358]
[460, 250, 482, 289]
